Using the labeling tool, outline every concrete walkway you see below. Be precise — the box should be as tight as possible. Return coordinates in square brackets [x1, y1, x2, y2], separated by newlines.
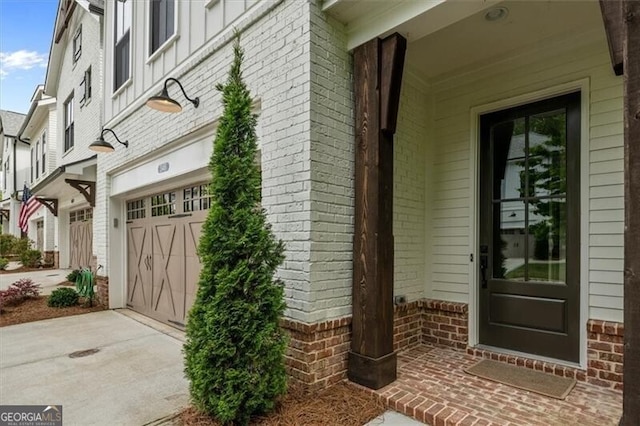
[0, 265, 73, 295]
[0, 310, 189, 425]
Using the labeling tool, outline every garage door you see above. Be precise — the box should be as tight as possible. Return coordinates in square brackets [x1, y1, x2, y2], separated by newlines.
[126, 184, 209, 328]
[69, 208, 93, 269]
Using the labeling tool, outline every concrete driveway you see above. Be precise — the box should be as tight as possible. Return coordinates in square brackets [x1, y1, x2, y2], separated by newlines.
[1, 267, 73, 295]
[0, 310, 189, 425]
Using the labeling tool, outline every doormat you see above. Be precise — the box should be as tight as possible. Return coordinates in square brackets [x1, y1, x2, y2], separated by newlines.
[464, 359, 576, 399]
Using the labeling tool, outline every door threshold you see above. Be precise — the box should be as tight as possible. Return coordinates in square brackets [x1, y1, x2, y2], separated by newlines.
[474, 344, 583, 370]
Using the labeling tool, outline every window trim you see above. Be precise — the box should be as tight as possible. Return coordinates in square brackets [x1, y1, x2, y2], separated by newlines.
[113, 0, 132, 93]
[80, 66, 92, 106]
[64, 94, 75, 153]
[41, 131, 46, 175]
[147, 0, 179, 61]
[35, 141, 40, 179]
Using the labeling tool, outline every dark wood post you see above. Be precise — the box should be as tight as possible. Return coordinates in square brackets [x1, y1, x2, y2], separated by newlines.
[622, 1, 640, 424]
[348, 33, 406, 390]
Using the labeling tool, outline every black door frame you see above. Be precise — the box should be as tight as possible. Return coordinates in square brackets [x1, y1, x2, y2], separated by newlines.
[476, 91, 582, 362]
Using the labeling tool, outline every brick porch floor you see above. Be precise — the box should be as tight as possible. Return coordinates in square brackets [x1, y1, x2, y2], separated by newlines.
[360, 344, 622, 426]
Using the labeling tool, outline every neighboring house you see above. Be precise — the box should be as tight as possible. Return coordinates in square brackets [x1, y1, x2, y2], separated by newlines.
[0, 110, 28, 237]
[32, 0, 104, 270]
[16, 85, 58, 265]
[93, 0, 627, 403]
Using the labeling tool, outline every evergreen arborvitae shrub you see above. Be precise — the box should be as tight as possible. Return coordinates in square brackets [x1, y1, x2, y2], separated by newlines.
[184, 37, 287, 425]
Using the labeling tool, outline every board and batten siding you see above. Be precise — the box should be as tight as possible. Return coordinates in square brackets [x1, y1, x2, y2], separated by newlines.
[424, 29, 623, 322]
[104, 0, 260, 122]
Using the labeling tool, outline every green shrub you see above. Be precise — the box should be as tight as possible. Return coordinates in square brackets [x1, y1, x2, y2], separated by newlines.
[66, 269, 81, 283]
[0, 234, 17, 256]
[12, 238, 32, 257]
[47, 288, 79, 308]
[184, 37, 287, 426]
[0, 257, 8, 270]
[20, 249, 41, 268]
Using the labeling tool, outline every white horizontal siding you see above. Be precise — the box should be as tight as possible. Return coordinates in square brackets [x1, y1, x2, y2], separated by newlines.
[392, 73, 429, 303]
[421, 31, 623, 322]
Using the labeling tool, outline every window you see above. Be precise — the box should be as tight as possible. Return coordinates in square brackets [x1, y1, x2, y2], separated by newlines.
[41, 131, 46, 174]
[127, 199, 146, 220]
[151, 192, 176, 216]
[35, 142, 40, 179]
[150, 0, 175, 54]
[2, 159, 8, 191]
[114, 0, 131, 91]
[64, 95, 74, 151]
[30, 148, 34, 183]
[69, 208, 92, 223]
[80, 66, 92, 105]
[183, 184, 211, 212]
[73, 26, 82, 62]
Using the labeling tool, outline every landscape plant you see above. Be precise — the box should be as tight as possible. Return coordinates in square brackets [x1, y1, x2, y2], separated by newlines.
[0, 257, 8, 270]
[47, 287, 79, 308]
[0, 234, 17, 256]
[20, 249, 41, 268]
[0, 279, 41, 312]
[11, 237, 32, 257]
[184, 36, 288, 426]
[66, 269, 81, 283]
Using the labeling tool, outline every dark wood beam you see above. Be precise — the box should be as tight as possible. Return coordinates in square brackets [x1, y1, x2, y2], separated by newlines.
[64, 179, 95, 207]
[54, 0, 77, 43]
[349, 33, 406, 390]
[622, 2, 640, 423]
[380, 34, 407, 134]
[600, 0, 624, 76]
[0, 209, 9, 223]
[36, 198, 58, 217]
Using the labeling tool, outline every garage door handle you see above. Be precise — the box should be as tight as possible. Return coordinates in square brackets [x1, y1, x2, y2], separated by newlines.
[168, 213, 192, 219]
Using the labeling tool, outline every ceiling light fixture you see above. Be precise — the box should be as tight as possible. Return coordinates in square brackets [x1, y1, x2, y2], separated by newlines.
[485, 6, 509, 22]
[146, 77, 200, 113]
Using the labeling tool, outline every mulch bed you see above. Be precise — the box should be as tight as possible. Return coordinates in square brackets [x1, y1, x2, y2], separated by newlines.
[180, 382, 385, 426]
[0, 296, 105, 327]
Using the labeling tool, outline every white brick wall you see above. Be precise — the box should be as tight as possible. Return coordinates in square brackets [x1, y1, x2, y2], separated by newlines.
[97, 0, 315, 322]
[307, 3, 354, 322]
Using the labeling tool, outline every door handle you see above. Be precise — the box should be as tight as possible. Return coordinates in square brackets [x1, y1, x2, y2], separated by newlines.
[480, 255, 488, 289]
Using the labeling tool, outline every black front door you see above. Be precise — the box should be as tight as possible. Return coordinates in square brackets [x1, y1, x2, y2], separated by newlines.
[479, 92, 580, 362]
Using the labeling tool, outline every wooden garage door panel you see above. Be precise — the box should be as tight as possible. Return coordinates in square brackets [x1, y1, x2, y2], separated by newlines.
[184, 215, 206, 318]
[127, 224, 151, 312]
[69, 220, 93, 269]
[151, 222, 185, 323]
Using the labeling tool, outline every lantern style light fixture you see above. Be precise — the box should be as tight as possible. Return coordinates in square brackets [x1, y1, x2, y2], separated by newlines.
[89, 128, 129, 153]
[146, 77, 200, 113]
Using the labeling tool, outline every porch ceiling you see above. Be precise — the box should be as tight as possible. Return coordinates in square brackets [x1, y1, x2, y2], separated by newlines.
[407, 0, 604, 82]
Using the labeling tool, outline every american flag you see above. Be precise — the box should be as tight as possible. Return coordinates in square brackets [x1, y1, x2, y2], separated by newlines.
[18, 184, 40, 233]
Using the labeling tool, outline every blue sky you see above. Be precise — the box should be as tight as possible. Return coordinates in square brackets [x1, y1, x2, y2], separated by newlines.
[0, 0, 58, 113]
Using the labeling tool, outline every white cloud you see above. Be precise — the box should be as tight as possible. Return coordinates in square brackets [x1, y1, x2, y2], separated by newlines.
[0, 50, 48, 78]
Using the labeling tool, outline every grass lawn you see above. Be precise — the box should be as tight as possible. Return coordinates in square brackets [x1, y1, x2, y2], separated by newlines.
[505, 262, 566, 282]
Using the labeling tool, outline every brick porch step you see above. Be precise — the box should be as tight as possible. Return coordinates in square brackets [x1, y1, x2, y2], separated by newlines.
[351, 344, 621, 426]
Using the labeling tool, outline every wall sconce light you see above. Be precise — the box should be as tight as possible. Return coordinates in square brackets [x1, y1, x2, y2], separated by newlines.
[146, 77, 200, 113]
[89, 128, 129, 153]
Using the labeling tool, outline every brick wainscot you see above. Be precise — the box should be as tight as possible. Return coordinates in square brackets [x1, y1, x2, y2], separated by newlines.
[282, 299, 623, 392]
